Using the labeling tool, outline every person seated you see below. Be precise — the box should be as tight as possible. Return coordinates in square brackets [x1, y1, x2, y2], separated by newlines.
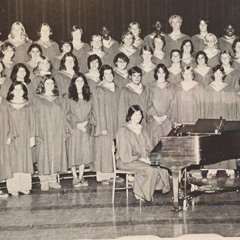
[116, 105, 170, 201]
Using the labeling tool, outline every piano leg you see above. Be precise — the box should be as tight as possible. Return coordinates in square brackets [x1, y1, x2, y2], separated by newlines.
[171, 171, 182, 212]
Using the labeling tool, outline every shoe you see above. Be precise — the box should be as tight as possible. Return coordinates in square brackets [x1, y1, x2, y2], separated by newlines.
[0, 190, 8, 198]
[101, 180, 110, 185]
[41, 182, 49, 191]
[10, 192, 19, 196]
[79, 179, 89, 187]
[20, 190, 30, 195]
[49, 182, 61, 189]
[73, 178, 81, 188]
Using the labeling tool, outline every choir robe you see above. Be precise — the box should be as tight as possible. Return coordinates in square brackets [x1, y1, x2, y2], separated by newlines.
[72, 43, 91, 73]
[218, 36, 237, 56]
[113, 70, 129, 90]
[2, 62, 15, 78]
[0, 98, 15, 181]
[25, 61, 36, 80]
[5, 39, 32, 63]
[232, 59, 240, 71]
[175, 81, 204, 123]
[91, 84, 120, 173]
[143, 33, 165, 49]
[116, 125, 170, 201]
[181, 57, 197, 68]
[191, 35, 206, 53]
[34, 39, 60, 62]
[133, 38, 144, 50]
[103, 39, 119, 57]
[85, 73, 101, 92]
[0, 77, 11, 98]
[52, 55, 63, 77]
[138, 64, 156, 86]
[164, 34, 190, 55]
[147, 82, 176, 146]
[7, 100, 35, 174]
[34, 95, 69, 175]
[66, 97, 95, 167]
[55, 71, 74, 97]
[118, 85, 149, 127]
[167, 69, 182, 85]
[152, 54, 171, 67]
[193, 67, 213, 87]
[203, 50, 220, 68]
[203, 83, 238, 169]
[224, 69, 240, 92]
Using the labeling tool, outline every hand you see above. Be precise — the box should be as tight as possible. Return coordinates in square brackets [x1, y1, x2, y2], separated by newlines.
[101, 130, 108, 135]
[30, 137, 35, 147]
[6, 138, 11, 145]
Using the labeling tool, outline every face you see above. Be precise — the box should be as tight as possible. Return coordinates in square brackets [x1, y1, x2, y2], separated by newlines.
[40, 25, 51, 38]
[221, 53, 231, 65]
[123, 34, 134, 47]
[116, 58, 127, 70]
[197, 54, 206, 65]
[130, 24, 140, 37]
[154, 21, 162, 31]
[131, 110, 142, 124]
[90, 59, 99, 71]
[91, 36, 102, 50]
[206, 36, 216, 48]
[72, 29, 82, 40]
[199, 20, 207, 32]
[130, 72, 141, 85]
[154, 38, 164, 50]
[101, 27, 110, 39]
[65, 56, 75, 69]
[3, 47, 14, 58]
[183, 42, 192, 54]
[29, 47, 41, 60]
[39, 59, 50, 72]
[141, 50, 152, 61]
[171, 52, 181, 63]
[226, 25, 235, 37]
[11, 25, 22, 38]
[171, 18, 181, 30]
[157, 67, 166, 79]
[17, 67, 26, 80]
[75, 77, 84, 92]
[13, 84, 24, 98]
[62, 43, 71, 54]
[214, 69, 223, 81]
[235, 42, 240, 53]
[44, 79, 54, 93]
[183, 69, 193, 81]
[103, 69, 114, 83]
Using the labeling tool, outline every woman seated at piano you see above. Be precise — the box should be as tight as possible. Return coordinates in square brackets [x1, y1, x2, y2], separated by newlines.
[116, 105, 170, 202]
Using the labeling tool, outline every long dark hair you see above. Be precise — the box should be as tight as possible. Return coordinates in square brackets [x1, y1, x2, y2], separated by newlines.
[36, 74, 59, 96]
[68, 72, 91, 102]
[6, 81, 28, 101]
[126, 105, 143, 123]
[59, 52, 79, 73]
[10, 63, 31, 85]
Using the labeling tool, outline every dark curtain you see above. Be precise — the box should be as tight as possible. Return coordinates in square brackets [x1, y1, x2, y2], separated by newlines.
[0, 0, 240, 43]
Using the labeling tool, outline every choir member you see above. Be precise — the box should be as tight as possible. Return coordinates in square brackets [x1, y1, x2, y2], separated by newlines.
[180, 39, 196, 68]
[35, 75, 68, 191]
[6, 21, 32, 63]
[66, 73, 95, 188]
[113, 52, 130, 90]
[128, 22, 144, 49]
[35, 23, 60, 62]
[193, 51, 213, 87]
[232, 38, 240, 70]
[147, 64, 176, 146]
[203, 33, 221, 68]
[167, 49, 182, 84]
[0, 61, 11, 98]
[191, 19, 209, 53]
[116, 105, 170, 201]
[55, 52, 79, 97]
[1, 42, 15, 78]
[70, 25, 90, 73]
[165, 15, 189, 54]
[6, 81, 35, 196]
[91, 65, 120, 185]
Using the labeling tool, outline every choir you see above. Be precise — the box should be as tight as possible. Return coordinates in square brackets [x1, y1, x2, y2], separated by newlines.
[0, 15, 240, 200]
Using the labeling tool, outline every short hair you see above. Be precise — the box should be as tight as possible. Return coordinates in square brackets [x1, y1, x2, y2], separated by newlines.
[10, 63, 31, 85]
[113, 52, 129, 66]
[170, 49, 182, 59]
[99, 64, 114, 81]
[126, 105, 143, 123]
[36, 74, 59, 96]
[121, 31, 135, 43]
[59, 41, 73, 53]
[37, 23, 53, 37]
[1, 42, 15, 59]
[128, 66, 142, 77]
[6, 81, 28, 101]
[70, 25, 83, 40]
[140, 45, 153, 56]
[128, 21, 141, 33]
[195, 51, 208, 64]
[59, 52, 79, 72]
[153, 34, 166, 49]
[204, 33, 218, 45]
[154, 64, 169, 80]
[181, 39, 194, 54]
[90, 35, 103, 50]
[169, 15, 183, 27]
[0, 60, 6, 78]
[87, 54, 102, 70]
[33, 56, 53, 75]
[219, 50, 233, 65]
[212, 64, 226, 81]
[181, 66, 195, 80]
[27, 43, 43, 57]
[232, 38, 240, 53]
[68, 72, 91, 102]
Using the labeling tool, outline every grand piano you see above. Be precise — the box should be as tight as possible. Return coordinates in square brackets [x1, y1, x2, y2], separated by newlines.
[150, 118, 240, 211]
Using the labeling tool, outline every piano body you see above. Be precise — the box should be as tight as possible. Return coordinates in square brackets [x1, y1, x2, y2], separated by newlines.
[150, 119, 240, 211]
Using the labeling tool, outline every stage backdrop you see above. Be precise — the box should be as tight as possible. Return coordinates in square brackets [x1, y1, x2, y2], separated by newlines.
[0, 0, 240, 43]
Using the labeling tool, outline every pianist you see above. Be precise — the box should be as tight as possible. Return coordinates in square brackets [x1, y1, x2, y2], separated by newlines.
[116, 105, 170, 201]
